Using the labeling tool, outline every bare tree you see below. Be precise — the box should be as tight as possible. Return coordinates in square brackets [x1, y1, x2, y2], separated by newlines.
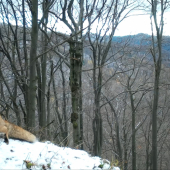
[49, 0, 87, 148]
[86, 0, 137, 157]
[149, 1, 170, 169]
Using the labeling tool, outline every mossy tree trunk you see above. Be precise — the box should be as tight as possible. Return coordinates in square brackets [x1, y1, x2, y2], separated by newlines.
[69, 37, 83, 147]
[57, 0, 84, 148]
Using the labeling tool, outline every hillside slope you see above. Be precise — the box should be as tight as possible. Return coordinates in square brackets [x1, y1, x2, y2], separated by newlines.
[0, 139, 120, 170]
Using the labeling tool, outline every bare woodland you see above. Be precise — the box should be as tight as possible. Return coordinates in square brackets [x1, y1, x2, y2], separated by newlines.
[0, 0, 170, 170]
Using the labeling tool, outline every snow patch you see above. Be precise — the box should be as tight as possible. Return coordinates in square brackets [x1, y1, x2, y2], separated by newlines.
[0, 139, 120, 170]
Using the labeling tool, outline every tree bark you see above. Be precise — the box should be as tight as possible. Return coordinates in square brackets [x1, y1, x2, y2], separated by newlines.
[22, 0, 29, 121]
[39, 0, 49, 139]
[150, 1, 164, 169]
[129, 90, 136, 170]
[69, 37, 82, 147]
[27, 0, 38, 128]
[60, 61, 68, 146]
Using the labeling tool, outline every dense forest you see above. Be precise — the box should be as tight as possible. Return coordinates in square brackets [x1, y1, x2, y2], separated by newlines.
[0, 0, 170, 170]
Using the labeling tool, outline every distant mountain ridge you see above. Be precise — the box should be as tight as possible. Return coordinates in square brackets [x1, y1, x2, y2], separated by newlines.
[112, 33, 170, 66]
[112, 33, 170, 51]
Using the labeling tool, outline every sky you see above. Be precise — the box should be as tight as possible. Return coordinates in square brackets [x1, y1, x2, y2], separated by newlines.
[114, 12, 170, 36]
[1, 2, 169, 37]
[0, 139, 120, 170]
[54, 11, 170, 37]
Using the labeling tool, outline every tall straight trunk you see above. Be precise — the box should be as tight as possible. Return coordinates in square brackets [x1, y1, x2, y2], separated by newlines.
[152, 51, 161, 170]
[27, 0, 38, 127]
[150, 0, 164, 168]
[93, 66, 103, 156]
[146, 132, 151, 170]
[69, 38, 82, 147]
[127, 85, 136, 170]
[40, 36, 47, 129]
[11, 40, 21, 126]
[22, 0, 29, 121]
[93, 100, 102, 156]
[60, 62, 68, 146]
[39, 0, 48, 135]
[130, 93, 136, 170]
[52, 69, 65, 143]
[37, 30, 47, 139]
[79, 0, 84, 150]
[13, 76, 21, 126]
[47, 60, 54, 140]
[123, 133, 128, 170]
[36, 59, 41, 125]
[107, 100, 122, 164]
[79, 42, 83, 150]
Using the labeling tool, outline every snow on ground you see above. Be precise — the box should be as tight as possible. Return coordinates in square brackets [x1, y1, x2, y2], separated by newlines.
[0, 138, 120, 170]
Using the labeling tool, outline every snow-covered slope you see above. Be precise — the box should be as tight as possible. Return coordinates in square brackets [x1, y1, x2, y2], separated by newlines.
[0, 139, 120, 170]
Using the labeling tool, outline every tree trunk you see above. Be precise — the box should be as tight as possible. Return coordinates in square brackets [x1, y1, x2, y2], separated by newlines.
[52, 68, 65, 143]
[152, 72, 160, 170]
[47, 60, 53, 140]
[93, 104, 103, 156]
[79, 0, 84, 150]
[129, 90, 136, 170]
[150, 1, 164, 169]
[54, 0, 84, 148]
[27, 0, 38, 128]
[107, 100, 122, 164]
[60, 61, 68, 146]
[39, 0, 48, 138]
[123, 133, 128, 170]
[36, 59, 41, 126]
[69, 37, 82, 147]
[22, 0, 29, 121]
[93, 65, 103, 156]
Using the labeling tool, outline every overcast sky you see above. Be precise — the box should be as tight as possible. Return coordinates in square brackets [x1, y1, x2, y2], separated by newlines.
[1, 2, 169, 37]
[114, 12, 170, 36]
[54, 11, 170, 37]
